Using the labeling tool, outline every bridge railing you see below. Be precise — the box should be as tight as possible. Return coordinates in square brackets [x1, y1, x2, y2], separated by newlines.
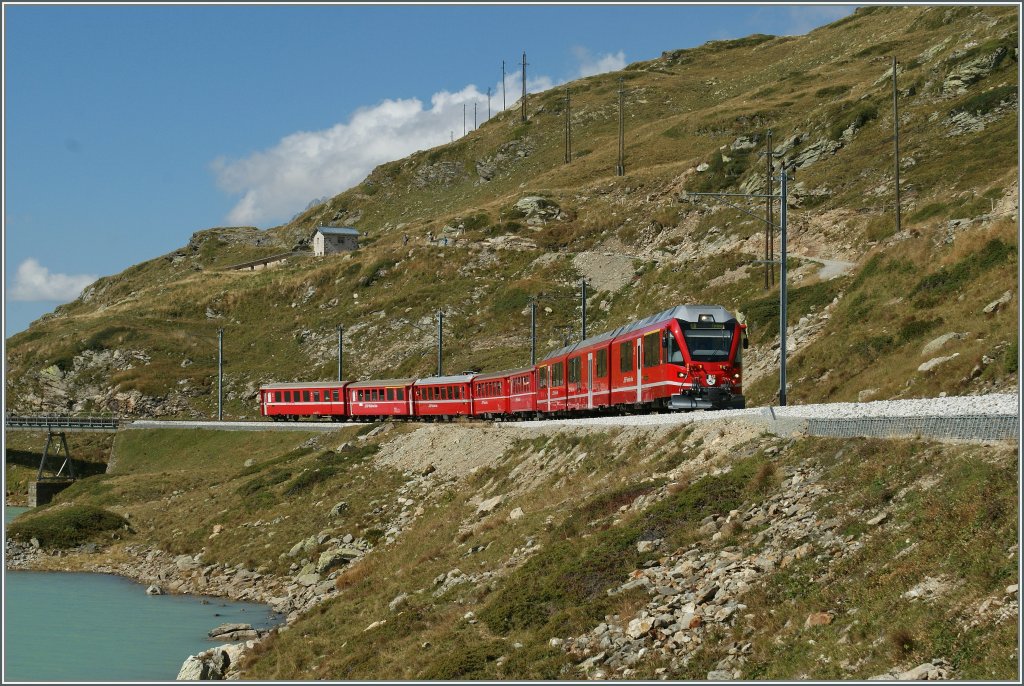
[5, 415, 121, 431]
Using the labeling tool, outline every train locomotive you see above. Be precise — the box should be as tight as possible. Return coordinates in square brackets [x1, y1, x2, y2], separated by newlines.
[259, 304, 747, 422]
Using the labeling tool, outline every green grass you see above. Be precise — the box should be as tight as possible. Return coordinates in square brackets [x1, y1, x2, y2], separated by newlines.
[8, 504, 129, 548]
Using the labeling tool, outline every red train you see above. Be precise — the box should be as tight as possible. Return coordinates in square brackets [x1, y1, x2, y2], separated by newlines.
[259, 304, 747, 422]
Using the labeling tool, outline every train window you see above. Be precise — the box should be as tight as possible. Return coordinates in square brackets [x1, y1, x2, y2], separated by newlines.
[301, 391, 309, 402]
[538, 366, 548, 389]
[387, 388, 395, 401]
[271, 391, 279, 403]
[666, 330, 684, 364]
[397, 388, 404, 401]
[596, 349, 608, 378]
[552, 362, 564, 385]
[619, 341, 633, 372]
[567, 358, 576, 383]
[333, 389, 340, 402]
[643, 332, 660, 368]
[312, 391, 319, 402]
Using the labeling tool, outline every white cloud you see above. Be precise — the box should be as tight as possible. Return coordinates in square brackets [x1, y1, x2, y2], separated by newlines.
[212, 48, 627, 227]
[572, 47, 627, 78]
[8, 258, 96, 302]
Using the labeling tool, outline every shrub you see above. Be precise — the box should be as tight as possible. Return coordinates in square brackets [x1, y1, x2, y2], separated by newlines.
[829, 101, 878, 140]
[749, 461, 778, 495]
[912, 238, 1015, 298]
[950, 85, 1018, 117]
[8, 505, 128, 548]
[284, 466, 340, 496]
[815, 85, 851, 98]
[896, 316, 943, 343]
[236, 469, 292, 498]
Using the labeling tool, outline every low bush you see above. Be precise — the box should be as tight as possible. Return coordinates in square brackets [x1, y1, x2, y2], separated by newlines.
[8, 505, 129, 548]
[912, 238, 1015, 299]
[284, 466, 340, 496]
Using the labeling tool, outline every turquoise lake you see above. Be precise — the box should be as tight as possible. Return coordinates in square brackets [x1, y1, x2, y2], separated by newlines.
[4, 507, 282, 682]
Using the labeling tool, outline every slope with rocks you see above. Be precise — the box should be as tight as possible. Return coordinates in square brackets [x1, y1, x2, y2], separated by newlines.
[5, 412, 1017, 680]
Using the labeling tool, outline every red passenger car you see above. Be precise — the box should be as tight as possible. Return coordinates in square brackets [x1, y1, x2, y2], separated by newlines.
[259, 382, 349, 421]
[535, 357, 567, 414]
[413, 375, 475, 419]
[471, 370, 512, 418]
[507, 368, 537, 416]
[347, 378, 415, 420]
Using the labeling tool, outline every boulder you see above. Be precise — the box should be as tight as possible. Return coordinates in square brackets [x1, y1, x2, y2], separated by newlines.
[921, 332, 968, 357]
[983, 290, 1013, 315]
[317, 547, 361, 574]
[626, 617, 654, 639]
[389, 593, 410, 612]
[508, 507, 525, 521]
[918, 353, 959, 373]
[208, 623, 251, 639]
[146, 585, 163, 596]
[476, 495, 503, 516]
[804, 612, 832, 628]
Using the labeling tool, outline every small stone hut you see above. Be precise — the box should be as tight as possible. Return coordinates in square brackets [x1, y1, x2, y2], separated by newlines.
[312, 227, 359, 256]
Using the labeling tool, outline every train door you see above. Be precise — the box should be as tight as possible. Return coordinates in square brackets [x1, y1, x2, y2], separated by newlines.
[636, 338, 643, 403]
[587, 353, 594, 409]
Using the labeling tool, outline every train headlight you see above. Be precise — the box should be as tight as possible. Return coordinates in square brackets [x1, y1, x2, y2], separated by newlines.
[677, 372, 686, 378]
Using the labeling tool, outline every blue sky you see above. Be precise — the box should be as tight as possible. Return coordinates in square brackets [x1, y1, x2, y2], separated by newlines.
[3, 3, 856, 337]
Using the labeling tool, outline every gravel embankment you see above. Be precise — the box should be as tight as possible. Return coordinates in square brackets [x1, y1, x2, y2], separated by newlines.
[521, 393, 1019, 429]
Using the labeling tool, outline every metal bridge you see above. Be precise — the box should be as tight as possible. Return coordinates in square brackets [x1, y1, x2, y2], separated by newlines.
[5, 415, 120, 432]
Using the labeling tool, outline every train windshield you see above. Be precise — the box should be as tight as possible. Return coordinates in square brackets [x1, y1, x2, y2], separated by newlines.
[679, 320, 735, 362]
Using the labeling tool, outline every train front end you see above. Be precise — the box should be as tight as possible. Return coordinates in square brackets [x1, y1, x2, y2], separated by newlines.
[665, 306, 747, 411]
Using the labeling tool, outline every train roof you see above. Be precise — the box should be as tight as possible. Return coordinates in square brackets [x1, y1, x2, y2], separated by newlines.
[540, 304, 736, 362]
[414, 374, 476, 385]
[347, 378, 416, 388]
[260, 381, 350, 389]
[473, 367, 532, 381]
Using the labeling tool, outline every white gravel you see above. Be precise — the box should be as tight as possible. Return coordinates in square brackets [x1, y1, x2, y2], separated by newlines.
[126, 393, 1019, 432]
[521, 393, 1019, 429]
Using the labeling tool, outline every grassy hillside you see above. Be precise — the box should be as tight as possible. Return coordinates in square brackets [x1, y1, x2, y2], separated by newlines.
[5, 5, 1018, 418]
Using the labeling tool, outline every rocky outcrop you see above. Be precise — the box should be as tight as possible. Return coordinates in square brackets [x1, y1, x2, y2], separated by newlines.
[562, 463, 867, 679]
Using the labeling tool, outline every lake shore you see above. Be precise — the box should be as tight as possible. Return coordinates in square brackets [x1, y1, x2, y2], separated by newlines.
[5, 536, 340, 678]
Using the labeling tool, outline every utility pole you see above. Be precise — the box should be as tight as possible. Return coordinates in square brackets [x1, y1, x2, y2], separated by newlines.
[450, 131, 454, 143]
[616, 77, 625, 176]
[217, 328, 224, 421]
[487, 87, 491, 121]
[502, 60, 506, 111]
[436, 309, 443, 377]
[474, 102, 478, 130]
[342, 325, 350, 384]
[564, 88, 572, 164]
[463, 104, 466, 137]
[530, 300, 537, 366]
[892, 56, 901, 236]
[779, 167, 789, 407]
[521, 51, 528, 123]
[765, 129, 775, 289]
[580, 279, 587, 340]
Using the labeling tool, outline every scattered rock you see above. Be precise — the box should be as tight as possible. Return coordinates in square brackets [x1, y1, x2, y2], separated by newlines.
[508, 507, 525, 521]
[983, 291, 1013, 315]
[476, 495, 503, 516]
[866, 512, 888, 527]
[918, 354, 959, 373]
[146, 584, 163, 595]
[389, 593, 409, 612]
[804, 612, 832, 628]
